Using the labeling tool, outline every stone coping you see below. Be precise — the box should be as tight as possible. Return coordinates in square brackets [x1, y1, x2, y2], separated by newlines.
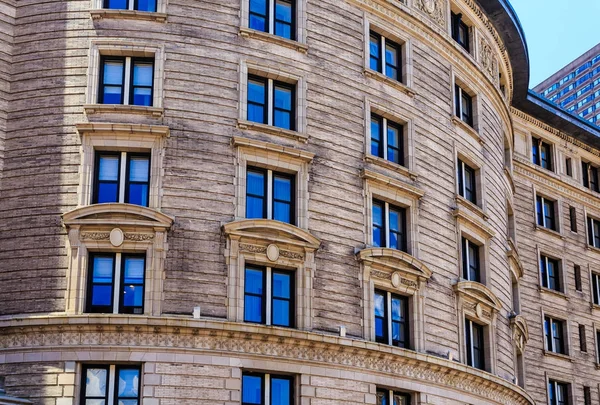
[0, 315, 534, 405]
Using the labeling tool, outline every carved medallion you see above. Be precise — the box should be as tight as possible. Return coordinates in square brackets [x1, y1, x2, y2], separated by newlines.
[391, 272, 401, 288]
[475, 303, 483, 320]
[416, 0, 445, 27]
[266, 244, 280, 262]
[110, 228, 124, 247]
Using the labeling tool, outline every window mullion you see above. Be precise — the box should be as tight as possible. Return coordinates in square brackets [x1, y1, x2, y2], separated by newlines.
[123, 57, 132, 105]
[108, 365, 116, 405]
[267, 170, 273, 219]
[544, 257, 549, 288]
[266, 267, 272, 326]
[465, 239, 471, 280]
[267, 79, 274, 126]
[386, 292, 392, 345]
[128, 0, 134, 10]
[461, 161, 466, 197]
[380, 36, 386, 73]
[469, 320, 475, 365]
[268, 0, 275, 34]
[113, 253, 122, 314]
[265, 374, 271, 405]
[458, 87, 463, 118]
[382, 118, 388, 160]
[384, 203, 390, 248]
[119, 152, 127, 203]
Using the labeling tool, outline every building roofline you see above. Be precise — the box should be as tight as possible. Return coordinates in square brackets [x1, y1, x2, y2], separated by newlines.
[533, 43, 600, 91]
[476, 0, 600, 148]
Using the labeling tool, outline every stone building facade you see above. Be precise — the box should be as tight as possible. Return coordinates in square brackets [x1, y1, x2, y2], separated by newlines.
[0, 0, 599, 404]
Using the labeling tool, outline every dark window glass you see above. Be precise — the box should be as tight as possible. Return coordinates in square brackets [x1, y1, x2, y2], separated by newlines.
[569, 206, 577, 232]
[579, 324, 587, 352]
[465, 319, 485, 370]
[540, 141, 552, 170]
[271, 375, 293, 405]
[455, 85, 473, 126]
[273, 173, 294, 224]
[536, 196, 556, 230]
[246, 168, 295, 225]
[369, 32, 382, 72]
[548, 380, 569, 405]
[391, 294, 409, 348]
[272, 270, 294, 327]
[104, 0, 156, 11]
[242, 373, 293, 405]
[95, 153, 120, 203]
[540, 255, 561, 292]
[374, 290, 387, 344]
[248, 76, 268, 124]
[88, 254, 115, 313]
[82, 366, 109, 404]
[249, 0, 268, 32]
[372, 200, 385, 248]
[274, 0, 293, 39]
[116, 366, 141, 403]
[588, 217, 600, 248]
[457, 159, 477, 204]
[369, 31, 402, 82]
[273, 83, 294, 130]
[584, 386, 591, 405]
[388, 206, 407, 252]
[376, 389, 389, 405]
[374, 290, 409, 348]
[242, 373, 263, 405]
[120, 255, 146, 314]
[244, 267, 265, 324]
[131, 59, 154, 106]
[372, 200, 407, 252]
[246, 169, 267, 219]
[532, 139, 540, 166]
[451, 12, 470, 52]
[100, 57, 125, 104]
[462, 237, 480, 282]
[384, 40, 401, 81]
[370, 114, 404, 166]
[136, 0, 157, 12]
[371, 114, 383, 158]
[583, 162, 600, 192]
[105, 0, 128, 9]
[575, 265, 582, 292]
[387, 121, 403, 165]
[126, 154, 150, 206]
[544, 316, 565, 354]
[592, 273, 600, 305]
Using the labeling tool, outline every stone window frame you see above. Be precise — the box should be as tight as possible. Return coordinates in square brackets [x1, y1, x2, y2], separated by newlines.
[451, 70, 483, 142]
[536, 245, 568, 297]
[363, 98, 417, 180]
[532, 185, 564, 237]
[454, 144, 488, 217]
[448, 2, 478, 57]
[593, 322, 600, 365]
[84, 40, 165, 117]
[232, 136, 313, 230]
[583, 207, 600, 252]
[237, 61, 308, 142]
[510, 315, 529, 388]
[528, 133, 557, 173]
[545, 373, 574, 405]
[239, 0, 308, 52]
[362, 169, 424, 256]
[454, 281, 502, 374]
[540, 308, 571, 358]
[62, 205, 174, 316]
[89, 0, 168, 21]
[363, 17, 415, 96]
[78, 363, 143, 405]
[75, 123, 169, 210]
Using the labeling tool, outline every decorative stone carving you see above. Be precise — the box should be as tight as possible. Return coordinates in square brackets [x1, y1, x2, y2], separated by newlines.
[110, 228, 124, 247]
[266, 244, 280, 261]
[416, 0, 445, 27]
[123, 233, 154, 242]
[479, 37, 499, 86]
[371, 270, 392, 281]
[239, 243, 268, 254]
[279, 250, 304, 260]
[81, 232, 110, 240]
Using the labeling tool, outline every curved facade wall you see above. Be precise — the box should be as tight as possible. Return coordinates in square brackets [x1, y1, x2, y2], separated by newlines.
[0, 0, 587, 404]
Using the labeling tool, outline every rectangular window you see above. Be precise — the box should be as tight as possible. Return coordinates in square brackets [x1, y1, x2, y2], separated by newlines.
[370, 114, 404, 166]
[582, 161, 599, 192]
[584, 386, 591, 405]
[249, 0, 295, 40]
[454, 84, 473, 127]
[244, 266, 295, 328]
[587, 216, 600, 248]
[540, 255, 561, 292]
[104, 0, 157, 11]
[461, 237, 481, 282]
[99, 56, 154, 106]
[372, 199, 407, 252]
[579, 324, 587, 352]
[242, 372, 294, 405]
[457, 158, 477, 204]
[574, 265, 582, 292]
[592, 273, 600, 305]
[565, 158, 572, 176]
[569, 206, 577, 232]
[94, 152, 150, 206]
[81, 365, 141, 405]
[536, 195, 557, 231]
[374, 289, 410, 348]
[247, 75, 295, 130]
[87, 253, 146, 314]
[465, 318, 485, 370]
[376, 388, 412, 405]
[532, 137, 553, 171]
[451, 12, 470, 52]
[548, 380, 569, 405]
[544, 316, 566, 354]
[246, 167, 295, 225]
[369, 31, 402, 82]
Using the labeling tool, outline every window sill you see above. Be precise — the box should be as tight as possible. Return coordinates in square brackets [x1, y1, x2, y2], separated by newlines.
[534, 224, 564, 240]
[365, 155, 418, 180]
[539, 286, 569, 301]
[542, 350, 572, 362]
[364, 68, 416, 97]
[451, 115, 483, 145]
[455, 195, 488, 221]
[84, 104, 164, 117]
[586, 244, 600, 255]
[237, 119, 308, 143]
[239, 27, 308, 54]
[90, 9, 167, 22]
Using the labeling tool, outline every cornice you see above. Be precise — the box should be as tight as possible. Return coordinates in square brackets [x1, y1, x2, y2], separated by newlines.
[0, 315, 534, 405]
[231, 136, 315, 162]
[356, 247, 433, 280]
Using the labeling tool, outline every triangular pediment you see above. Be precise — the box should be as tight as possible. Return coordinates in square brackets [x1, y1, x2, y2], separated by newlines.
[63, 204, 174, 229]
[357, 247, 432, 280]
[223, 219, 320, 250]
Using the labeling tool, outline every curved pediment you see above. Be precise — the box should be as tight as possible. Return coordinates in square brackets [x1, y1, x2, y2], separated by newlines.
[357, 248, 432, 280]
[63, 204, 174, 229]
[223, 219, 320, 250]
[453, 281, 502, 312]
[510, 315, 529, 343]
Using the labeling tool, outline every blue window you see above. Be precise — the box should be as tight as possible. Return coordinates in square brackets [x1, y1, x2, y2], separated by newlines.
[104, 0, 157, 11]
[536, 195, 556, 231]
[246, 167, 295, 225]
[532, 137, 553, 171]
[81, 365, 141, 405]
[548, 380, 569, 405]
[372, 199, 407, 252]
[242, 373, 293, 405]
[369, 31, 402, 82]
[87, 253, 146, 314]
[94, 152, 150, 206]
[576, 62, 591, 75]
[244, 266, 295, 327]
[374, 290, 409, 348]
[99, 57, 154, 106]
[247, 75, 295, 130]
[370, 114, 404, 166]
[248, 0, 295, 40]
[540, 254, 560, 292]
[376, 388, 412, 405]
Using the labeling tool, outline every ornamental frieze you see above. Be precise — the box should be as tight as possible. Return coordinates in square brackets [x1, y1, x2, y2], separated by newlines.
[415, 0, 445, 27]
[81, 232, 110, 240]
[479, 37, 499, 86]
[239, 243, 304, 260]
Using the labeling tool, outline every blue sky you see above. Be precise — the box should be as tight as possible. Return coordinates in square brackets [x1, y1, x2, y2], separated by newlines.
[510, 0, 600, 88]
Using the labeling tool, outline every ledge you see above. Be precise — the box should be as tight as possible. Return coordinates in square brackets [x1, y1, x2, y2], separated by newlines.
[62, 203, 174, 230]
[76, 122, 170, 138]
[356, 247, 432, 280]
[453, 280, 502, 313]
[364, 155, 418, 180]
[0, 315, 535, 405]
[84, 104, 164, 117]
[232, 136, 314, 162]
[452, 204, 495, 238]
[542, 350, 573, 362]
[90, 9, 167, 22]
[538, 286, 569, 301]
[451, 115, 484, 145]
[361, 169, 425, 199]
[585, 244, 600, 255]
[239, 27, 308, 54]
[222, 219, 320, 250]
[364, 68, 416, 97]
[534, 224, 564, 240]
[237, 119, 308, 143]
[455, 195, 489, 221]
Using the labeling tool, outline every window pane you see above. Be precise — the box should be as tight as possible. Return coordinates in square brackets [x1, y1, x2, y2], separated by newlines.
[128, 184, 149, 206]
[118, 369, 140, 398]
[273, 201, 291, 223]
[271, 377, 291, 405]
[274, 110, 292, 129]
[249, 14, 266, 32]
[374, 292, 385, 317]
[373, 202, 383, 247]
[103, 86, 123, 104]
[87, 400, 106, 405]
[242, 375, 262, 404]
[272, 299, 290, 326]
[245, 268, 264, 295]
[274, 176, 291, 201]
[273, 272, 291, 298]
[104, 61, 124, 85]
[99, 155, 119, 181]
[387, 125, 400, 163]
[123, 257, 145, 284]
[376, 390, 388, 405]
[136, 0, 156, 11]
[371, 117, 382, 157]
[133, 63, 153, 86]
[86, 368, 107, 397]
[275, 0, 292, 39]
[106, 0, 127, 8]
[93, 256, 114, 283]
[248, 80, 266, 104]
[92, 285, 113, 306]
[132, 88, 152, 106]
[122, 285, 143, 308]
[249, 0, 267, 15]
[118, 401, 138, 405]
[247, 196, 265, 219]
[391, 297, 403, 321]
[246, 171, 265, 219]
[245, 295, 263, 323]
[370, 34, 380, 71]
[129, 157, 149, 182]
[248, 104, 266, 124]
